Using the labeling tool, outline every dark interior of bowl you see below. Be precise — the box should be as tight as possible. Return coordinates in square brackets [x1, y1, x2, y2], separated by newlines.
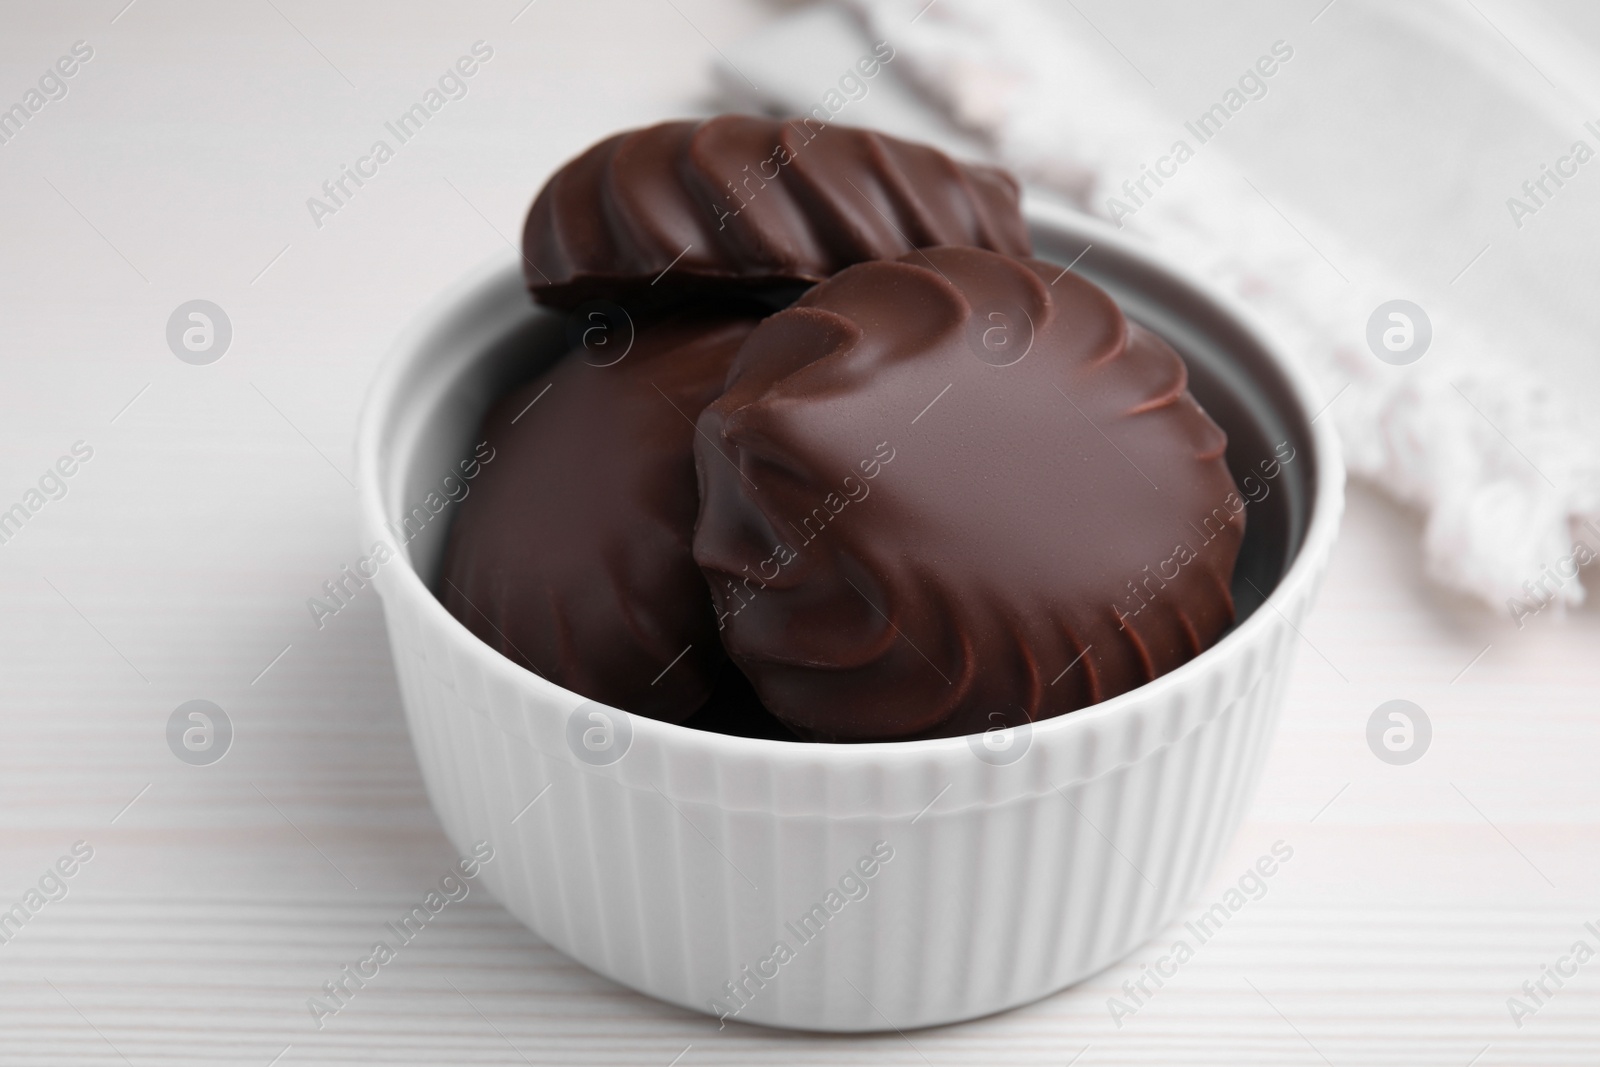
[422, 223, 1318, 738]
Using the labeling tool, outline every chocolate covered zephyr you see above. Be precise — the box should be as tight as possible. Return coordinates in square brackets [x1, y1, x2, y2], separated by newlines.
[439, 311, 761, 723]
[691, 246, 1246, 742]
[521, 115, 1031, 309]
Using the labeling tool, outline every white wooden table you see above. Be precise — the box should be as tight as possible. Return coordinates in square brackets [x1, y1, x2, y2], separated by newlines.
[3, 2, 1598, 1063]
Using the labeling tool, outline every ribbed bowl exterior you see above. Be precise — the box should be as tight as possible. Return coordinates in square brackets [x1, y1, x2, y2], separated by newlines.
[358, 206, 1344, 1032]
[375, 555, 1318, 1031]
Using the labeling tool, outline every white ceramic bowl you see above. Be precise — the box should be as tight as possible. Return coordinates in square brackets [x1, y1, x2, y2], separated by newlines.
[355, 198, 1344, 1032]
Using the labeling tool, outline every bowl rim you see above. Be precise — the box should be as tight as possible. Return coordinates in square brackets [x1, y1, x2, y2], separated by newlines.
[355, 197, 1345, 766]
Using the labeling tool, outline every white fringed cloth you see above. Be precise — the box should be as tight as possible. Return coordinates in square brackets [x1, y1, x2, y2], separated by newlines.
[844, 0, 1600, 619]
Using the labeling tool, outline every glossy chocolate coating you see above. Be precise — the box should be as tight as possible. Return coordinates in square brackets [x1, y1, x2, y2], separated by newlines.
[439, 311, 760, 723]
[692, 247, 1245, 742]
[521, 115, 1031, 309]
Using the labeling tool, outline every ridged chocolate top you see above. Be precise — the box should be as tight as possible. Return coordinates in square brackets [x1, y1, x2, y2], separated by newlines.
[692, 246, 1245, 741]
[521, 116, 1032, 309]
[438, 311, 760, 723]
